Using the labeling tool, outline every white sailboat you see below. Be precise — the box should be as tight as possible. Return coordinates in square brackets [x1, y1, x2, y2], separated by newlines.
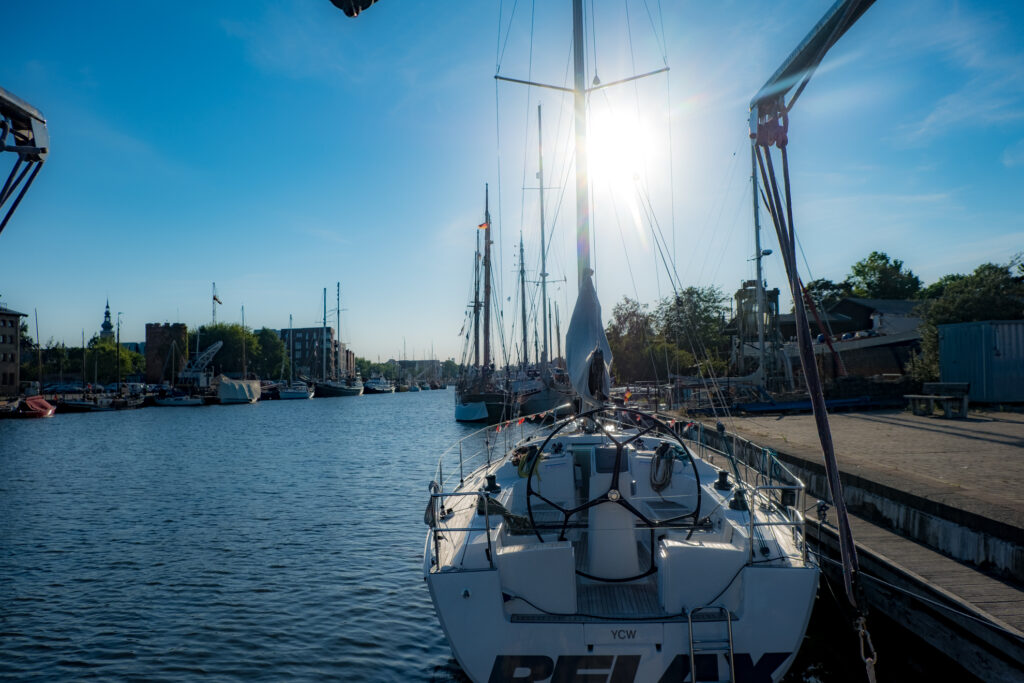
[421, 2, 818, 681]
[279, 314, 314, 400]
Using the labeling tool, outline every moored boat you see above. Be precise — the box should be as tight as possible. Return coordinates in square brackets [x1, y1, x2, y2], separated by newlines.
[363, 376, 395, 394]
[217, 376, 260, 404]
[278, 381, 315, 400]
[154, 390, 205, 407]
[1, 395, 56, 418]
[315, 377, 363, 397]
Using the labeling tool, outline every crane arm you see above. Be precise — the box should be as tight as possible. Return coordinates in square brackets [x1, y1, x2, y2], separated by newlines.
[749, 0, 876, 147]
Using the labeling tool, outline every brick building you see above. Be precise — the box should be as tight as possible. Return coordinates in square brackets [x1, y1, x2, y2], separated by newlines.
[280, 326, 339, 379]
[0, 305, 26, 396]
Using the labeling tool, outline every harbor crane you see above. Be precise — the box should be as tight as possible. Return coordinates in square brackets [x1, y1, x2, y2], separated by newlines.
[178, 341, 224, 388]
[0, 86, 48, 238]
[749, 0, 879, 678]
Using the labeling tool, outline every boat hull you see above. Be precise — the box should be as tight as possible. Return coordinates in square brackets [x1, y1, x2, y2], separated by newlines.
[278, 389, 314, 400]
[455, 391, 511, 423]
[153, 396, 204, 407]
[426, 565, 817, 683]
[315, 382, 363, 397]
[454, 400, 489, 422]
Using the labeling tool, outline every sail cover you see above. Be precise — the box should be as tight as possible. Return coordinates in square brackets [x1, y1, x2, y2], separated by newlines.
[566, 270, 612, 408]
[328, 0, 379, 17]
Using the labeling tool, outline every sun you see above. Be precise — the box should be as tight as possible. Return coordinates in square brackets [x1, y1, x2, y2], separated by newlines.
[586, 107, 656, 191]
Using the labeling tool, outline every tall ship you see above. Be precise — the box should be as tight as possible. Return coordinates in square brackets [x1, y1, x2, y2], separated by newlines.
[454, 186, 513, 423]
[315, 283, 363, 397]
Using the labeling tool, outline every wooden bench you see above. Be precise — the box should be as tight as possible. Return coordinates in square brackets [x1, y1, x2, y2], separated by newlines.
[904, 382, 970, 418]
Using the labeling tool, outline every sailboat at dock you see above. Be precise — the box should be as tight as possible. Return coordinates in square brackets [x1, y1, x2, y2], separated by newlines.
[279, 314, 314, 400]
[420, 2, 819, 681]
[315, 283, 364, 397]
[331, 0, 877, 680]
[454, 185, 513, 423]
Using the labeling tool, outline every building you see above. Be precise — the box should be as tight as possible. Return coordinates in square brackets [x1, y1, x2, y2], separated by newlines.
[342, 347, 356, 378]
[939, 320, 1024, 403]
[145, 323, 187, 385]
[280, 326, 338, 380]
[0, 305, 26, 396]
[100, 299, 114, 341]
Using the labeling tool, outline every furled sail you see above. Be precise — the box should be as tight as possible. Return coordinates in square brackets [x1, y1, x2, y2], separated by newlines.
[566, 269, 612, 409]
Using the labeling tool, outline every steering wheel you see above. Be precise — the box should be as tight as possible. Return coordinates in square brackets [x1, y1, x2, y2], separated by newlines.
[524, 406, 702, 582]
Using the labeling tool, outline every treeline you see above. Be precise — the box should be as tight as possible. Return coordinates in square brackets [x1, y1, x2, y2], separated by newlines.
[18, 333, 146, 385]
[16, 322, 291, 385]
[188, 323, 288, 380]
[355, 357, 460, 381]
[605, 251, 1024, 384]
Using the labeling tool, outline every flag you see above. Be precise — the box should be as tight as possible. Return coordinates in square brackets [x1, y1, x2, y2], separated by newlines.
[624, 391, 632, 402]
[496, 423, 502, 432]
[517, 417, 525, 425]
[478, 222, 488, 229]
[213, 295, 222, 304]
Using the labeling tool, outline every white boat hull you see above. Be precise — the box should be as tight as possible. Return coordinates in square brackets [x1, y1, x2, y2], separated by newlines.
[424, 409, 819, 683]
[426, 565, 816, 683]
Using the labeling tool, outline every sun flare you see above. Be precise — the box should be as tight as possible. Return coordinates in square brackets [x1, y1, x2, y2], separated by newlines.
[586, 108, 656, 189]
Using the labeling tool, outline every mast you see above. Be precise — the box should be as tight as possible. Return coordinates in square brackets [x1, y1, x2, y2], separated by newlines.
[322, 287, 328, 382]
[34, 309, 41, 392]
[241, 305, 247, 379]
[482, 184, 492, 370]
[336, 282, 342, 380]
[752, 146, 767, 382]
[554, 302, 562, 364]
[572, 0, 591, 288]
[289, 314, 294, 384]
[519, 233, 528, 368]
[537, 104, 550, 366]
[115, 312, 121, 395]
[473, 229, 481, 368]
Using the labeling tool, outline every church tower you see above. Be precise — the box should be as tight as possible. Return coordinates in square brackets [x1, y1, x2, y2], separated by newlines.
[100, 299, 114, 340]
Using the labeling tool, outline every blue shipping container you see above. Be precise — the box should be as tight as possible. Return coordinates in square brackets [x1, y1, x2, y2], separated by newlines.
[939, 320, 1024, 403]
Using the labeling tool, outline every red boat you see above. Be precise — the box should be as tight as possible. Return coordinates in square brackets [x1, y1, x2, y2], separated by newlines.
[3, 395, 56, 418]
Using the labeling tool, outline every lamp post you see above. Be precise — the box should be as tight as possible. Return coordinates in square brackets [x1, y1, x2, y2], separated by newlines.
[116, 312, 123, 396]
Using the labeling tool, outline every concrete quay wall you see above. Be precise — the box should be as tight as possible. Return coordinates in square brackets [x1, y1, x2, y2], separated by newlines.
[687, 410, 1024, 583]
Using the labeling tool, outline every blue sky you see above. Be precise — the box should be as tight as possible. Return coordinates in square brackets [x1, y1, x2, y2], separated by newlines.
[1, 0, 1022, 364]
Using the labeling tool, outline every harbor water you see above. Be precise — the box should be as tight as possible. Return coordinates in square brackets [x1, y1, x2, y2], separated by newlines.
[0, 391, 967, 681]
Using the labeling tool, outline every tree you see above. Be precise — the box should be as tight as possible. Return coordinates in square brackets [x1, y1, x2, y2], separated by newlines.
[909, 261, 1024, 381]
[441, 358, 459, 382]
[189, 323, 260, 378]
[655, 286, 729, 359]
[253, 328, 288, 379]
[847, 251, 921, 299]
[919, 273, 965, 300]
[605, 297, 656, 383]
[25, 337, 144, 385]
[803, 278, 853, 310]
